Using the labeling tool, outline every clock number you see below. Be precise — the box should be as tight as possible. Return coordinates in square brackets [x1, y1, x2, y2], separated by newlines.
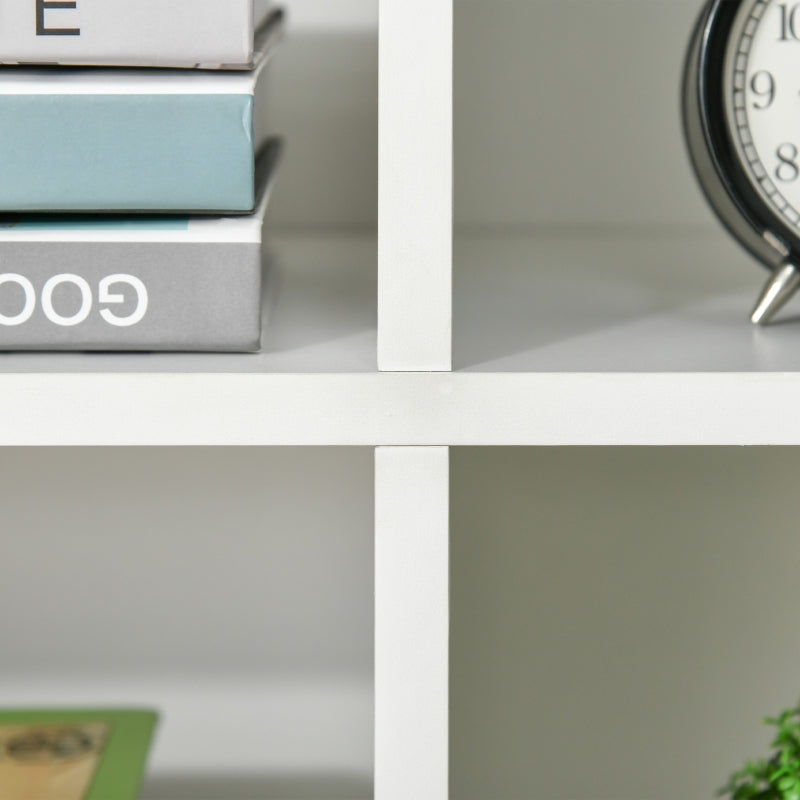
[750, 70, 776, 109]
[776, 143, 800, 182]
[778, 3, 800, 40]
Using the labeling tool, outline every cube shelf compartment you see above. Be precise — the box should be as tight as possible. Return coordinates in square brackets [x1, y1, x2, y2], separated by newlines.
[4, 2, 797, 800]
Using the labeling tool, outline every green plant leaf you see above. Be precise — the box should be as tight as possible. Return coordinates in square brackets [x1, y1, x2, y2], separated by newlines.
[721, 702, 800, 800]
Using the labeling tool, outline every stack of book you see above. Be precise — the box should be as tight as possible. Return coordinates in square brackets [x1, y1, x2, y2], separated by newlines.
[0, 1, 283, 351]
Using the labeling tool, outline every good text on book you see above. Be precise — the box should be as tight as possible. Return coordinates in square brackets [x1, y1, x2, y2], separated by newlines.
[0, 274, 148, 328]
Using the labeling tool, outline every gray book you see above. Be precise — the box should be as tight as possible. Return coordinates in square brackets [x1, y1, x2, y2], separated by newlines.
[0, 144, 279, 352]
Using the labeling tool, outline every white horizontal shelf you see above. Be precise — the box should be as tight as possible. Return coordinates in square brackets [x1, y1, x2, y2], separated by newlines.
[4, 231, 800, 445]
[4, 371, 800, 445]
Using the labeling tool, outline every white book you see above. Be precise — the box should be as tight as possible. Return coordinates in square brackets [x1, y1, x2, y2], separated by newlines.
[0, 0, 276, 69]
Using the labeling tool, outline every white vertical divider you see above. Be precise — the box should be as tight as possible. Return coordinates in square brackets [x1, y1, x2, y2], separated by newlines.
[378, 0, 453, 371]
[375, 447, 450, 800]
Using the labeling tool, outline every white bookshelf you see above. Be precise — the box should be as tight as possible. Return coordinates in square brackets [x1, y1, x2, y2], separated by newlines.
[5, 1, 800, 799]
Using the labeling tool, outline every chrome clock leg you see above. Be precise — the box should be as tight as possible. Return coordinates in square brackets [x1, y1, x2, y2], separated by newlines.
[750, 262, 800, 326]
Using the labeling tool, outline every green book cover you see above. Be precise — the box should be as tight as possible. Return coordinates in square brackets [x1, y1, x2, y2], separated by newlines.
[0, 709, 158, 800]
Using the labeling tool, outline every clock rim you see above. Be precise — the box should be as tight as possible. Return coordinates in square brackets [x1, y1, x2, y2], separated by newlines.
[686, 0, 800, 270]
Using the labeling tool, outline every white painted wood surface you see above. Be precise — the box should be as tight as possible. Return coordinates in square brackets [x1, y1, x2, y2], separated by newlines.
[378, 0, 452, 371]
[7, 232, 800, 445]
[6, 372, 800, 445]
[375, 447, 449, 800]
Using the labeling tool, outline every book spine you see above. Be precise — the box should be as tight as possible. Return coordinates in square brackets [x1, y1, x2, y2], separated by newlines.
[0, 0, 258, 68]
[0, 241, 262, 351]
[0, 93, 258, 212]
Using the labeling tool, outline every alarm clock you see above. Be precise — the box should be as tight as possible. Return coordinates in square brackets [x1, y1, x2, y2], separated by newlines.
[683, 0, 800, 324]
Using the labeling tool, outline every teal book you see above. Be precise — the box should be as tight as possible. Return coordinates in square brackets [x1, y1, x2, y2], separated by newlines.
[0, 12, 281, 214]
[0, 709, 158, 800]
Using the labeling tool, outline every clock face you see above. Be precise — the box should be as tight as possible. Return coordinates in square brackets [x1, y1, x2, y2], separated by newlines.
[724, 0, 800, 235]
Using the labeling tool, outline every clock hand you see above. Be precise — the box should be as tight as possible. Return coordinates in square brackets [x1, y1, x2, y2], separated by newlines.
[750, 262, 800, 325]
